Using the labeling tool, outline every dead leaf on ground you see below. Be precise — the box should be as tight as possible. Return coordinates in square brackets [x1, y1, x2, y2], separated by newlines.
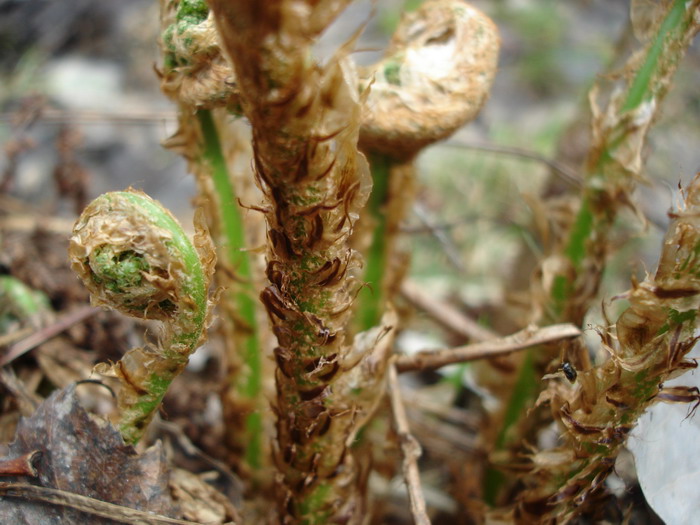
[0, 383, 176, 524]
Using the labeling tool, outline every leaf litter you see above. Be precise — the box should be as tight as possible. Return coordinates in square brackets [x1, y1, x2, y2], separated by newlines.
[0, 383, 237, 524]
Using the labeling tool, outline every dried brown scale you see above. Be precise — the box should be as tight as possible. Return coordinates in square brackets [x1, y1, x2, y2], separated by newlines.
[158, 4, 241, 111]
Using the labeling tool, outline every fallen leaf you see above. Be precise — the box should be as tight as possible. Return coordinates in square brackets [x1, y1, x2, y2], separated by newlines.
[0, 383, 176, 524]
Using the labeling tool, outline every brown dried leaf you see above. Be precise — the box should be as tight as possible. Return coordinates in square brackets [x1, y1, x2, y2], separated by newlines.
[0, 384, 176, 524]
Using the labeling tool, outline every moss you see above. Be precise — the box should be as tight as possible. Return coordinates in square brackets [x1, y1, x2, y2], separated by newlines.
[297, 483, 332, 525]
[176, 0, 209, 25]
[657, 308, 697, 335]
[162, 24, 176, 51]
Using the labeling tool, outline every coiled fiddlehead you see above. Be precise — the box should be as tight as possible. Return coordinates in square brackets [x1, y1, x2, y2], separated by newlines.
[69, 189, 214, 444]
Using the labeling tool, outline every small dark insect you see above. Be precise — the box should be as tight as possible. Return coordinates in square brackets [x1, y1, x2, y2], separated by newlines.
[561, 361, 577, 382]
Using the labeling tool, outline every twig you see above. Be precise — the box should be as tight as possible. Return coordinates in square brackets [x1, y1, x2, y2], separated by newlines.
[387, 362, 431, 525]
[443, 138, 581, 187]
[0, 326, 34, 349]
[0, 451, 40, 477]
[0, 305, 97, 367]
[0, 368, 41, 414]
[0, 482, 211, 525]
[400, 389, 480, 431]
[400, 280, 497, 342]
[395, 323, 581, 373]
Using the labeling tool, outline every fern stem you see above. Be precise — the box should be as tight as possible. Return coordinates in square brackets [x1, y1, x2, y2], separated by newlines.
[356, 153, 392, 331]
[197, 110, 263, 469]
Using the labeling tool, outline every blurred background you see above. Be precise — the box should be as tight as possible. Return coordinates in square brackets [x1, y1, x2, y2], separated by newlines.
[2, 0, 699, 310]
[1, 1, 700, 521]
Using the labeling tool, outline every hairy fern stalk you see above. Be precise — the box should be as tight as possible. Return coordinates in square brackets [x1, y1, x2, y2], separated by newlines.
[511, 173, 700, 522]
[206, 2, 397, 522]
[486, 0, 700, 506]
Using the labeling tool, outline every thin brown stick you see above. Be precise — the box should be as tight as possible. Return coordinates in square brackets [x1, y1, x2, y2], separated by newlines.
[412, 203, 466, 273]
[387, 361, 431, 525]
[0, 482, 210, 525]
[0, 215, 76, 235]
[0, 368, 41, 414]
[395, 323, 581, 373]
[0, 305, 97, 367]
[0, 326, 34, 349]
[0, 451, 40, 477]
[400, 280, 497, 342]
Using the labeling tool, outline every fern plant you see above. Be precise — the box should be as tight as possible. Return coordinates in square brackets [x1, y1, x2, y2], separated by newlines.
[62, 1, 700, 524]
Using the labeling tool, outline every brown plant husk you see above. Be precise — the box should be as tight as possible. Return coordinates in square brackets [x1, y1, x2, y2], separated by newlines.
[158, 3, 241, 111]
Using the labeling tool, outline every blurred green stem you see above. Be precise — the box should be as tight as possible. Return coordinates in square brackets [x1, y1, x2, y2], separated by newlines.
[197, 110, 263, 469]
[559, 0, 698, 315]
[356, 153, 391, 330]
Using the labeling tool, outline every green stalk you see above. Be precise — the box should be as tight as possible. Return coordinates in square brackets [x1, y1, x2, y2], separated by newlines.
[483, 351, 537, 505]
[197, 110, 263, 469]
[621, 0, 686, 112]
[487, 0, 700, 501]
[356, 153, 391, 330]
[560, 0, 698, 311]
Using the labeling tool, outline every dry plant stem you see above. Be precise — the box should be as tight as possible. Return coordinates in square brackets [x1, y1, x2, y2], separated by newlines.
[400, 280, 497, 342]
[0, 482, 208, 525]
[443, 139, 581, 188]
[208, 1, 381, 522]
[395, 323, 580, 373]
[0, 451, 40, 477]
[515, 172, 700, 521]
[412, 202, 466, 274]
[0, 306, 96, 367]
[0, 326, 33, 350]
[69, 191, 213, 445]
[387, 362, 431, 525]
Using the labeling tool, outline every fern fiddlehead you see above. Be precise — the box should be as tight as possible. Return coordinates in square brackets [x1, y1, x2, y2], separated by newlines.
[69, 189, 214, 444]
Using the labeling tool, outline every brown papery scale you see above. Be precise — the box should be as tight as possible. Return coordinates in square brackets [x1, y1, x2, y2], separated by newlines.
[512, 174, 700, 522]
